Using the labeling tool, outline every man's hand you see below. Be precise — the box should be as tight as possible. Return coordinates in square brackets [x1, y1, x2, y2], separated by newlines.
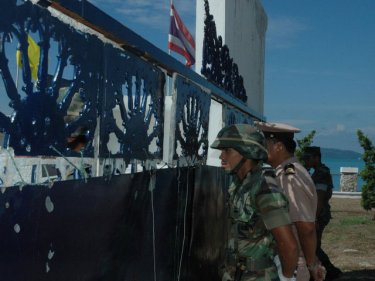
[222, 272, 233, 281]
[308, 261, 326, 281]
[221, 265, 235, 281]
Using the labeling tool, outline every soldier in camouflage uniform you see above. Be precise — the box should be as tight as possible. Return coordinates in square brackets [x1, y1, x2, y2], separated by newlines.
[303, 147, 342, 281]
[211, 124, 298, 281]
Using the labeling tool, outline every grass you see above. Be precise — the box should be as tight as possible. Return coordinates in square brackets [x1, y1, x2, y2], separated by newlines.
[321, 197, 375, 280]
[338, 216, 371, 226]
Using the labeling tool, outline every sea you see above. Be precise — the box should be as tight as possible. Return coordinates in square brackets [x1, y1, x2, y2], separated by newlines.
[321, 156, 365, 192]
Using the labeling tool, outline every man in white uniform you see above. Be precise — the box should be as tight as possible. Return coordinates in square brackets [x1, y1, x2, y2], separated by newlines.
[255, 122, 325, 281]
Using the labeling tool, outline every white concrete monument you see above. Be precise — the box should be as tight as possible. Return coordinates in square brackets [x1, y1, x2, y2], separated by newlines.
[195, 0, 267, 115]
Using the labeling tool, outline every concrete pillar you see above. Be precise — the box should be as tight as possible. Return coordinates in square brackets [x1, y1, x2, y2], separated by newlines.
[340, 167, 359, 192]
[195, 0, 267, 115]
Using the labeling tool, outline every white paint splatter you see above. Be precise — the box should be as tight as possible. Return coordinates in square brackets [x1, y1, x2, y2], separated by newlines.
[45, 196, 54, 213]
[14, 224, 21, 233]
[46, 262, 50, 273]
[48, 249, 55, 260]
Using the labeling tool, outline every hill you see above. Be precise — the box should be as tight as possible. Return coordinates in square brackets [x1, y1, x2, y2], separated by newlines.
[322, 148, 362, 159]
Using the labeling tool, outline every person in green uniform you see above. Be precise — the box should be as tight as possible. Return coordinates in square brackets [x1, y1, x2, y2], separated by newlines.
[211, 124, 298, 281]
[303, 146, 342, 281]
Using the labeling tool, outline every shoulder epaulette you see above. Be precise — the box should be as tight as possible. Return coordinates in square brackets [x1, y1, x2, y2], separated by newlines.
[262, 165, 276, 177]
[284, 163, 296, 175]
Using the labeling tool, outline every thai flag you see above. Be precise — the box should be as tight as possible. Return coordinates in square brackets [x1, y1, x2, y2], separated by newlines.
[168, 4, 195, 67]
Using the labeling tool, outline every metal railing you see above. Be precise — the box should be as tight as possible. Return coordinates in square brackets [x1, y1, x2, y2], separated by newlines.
[0, 0, 263, 186]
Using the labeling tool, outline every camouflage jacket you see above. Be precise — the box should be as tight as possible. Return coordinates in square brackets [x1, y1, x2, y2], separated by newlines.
[227, 164, 291, 279]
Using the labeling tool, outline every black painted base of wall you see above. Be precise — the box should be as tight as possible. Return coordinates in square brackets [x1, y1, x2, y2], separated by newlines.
[0, 166, 229, 281]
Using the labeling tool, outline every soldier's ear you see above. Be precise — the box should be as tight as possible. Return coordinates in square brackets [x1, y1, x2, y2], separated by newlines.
[315, 155, 321, 163]
[275, 141, 283, 152]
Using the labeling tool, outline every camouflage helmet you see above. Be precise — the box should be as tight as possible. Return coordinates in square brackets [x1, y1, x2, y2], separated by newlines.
[210, 124, 268, 161]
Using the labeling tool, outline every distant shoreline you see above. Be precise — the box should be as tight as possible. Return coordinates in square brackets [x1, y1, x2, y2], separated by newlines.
[321, 147, 362, 159]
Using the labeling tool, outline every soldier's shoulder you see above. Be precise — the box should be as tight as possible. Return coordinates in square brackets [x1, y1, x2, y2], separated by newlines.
[263, 171, 278, 188]
[259, 167, 283, 195]
[262, 164, 276, 177]
[316, 164, 331, 173]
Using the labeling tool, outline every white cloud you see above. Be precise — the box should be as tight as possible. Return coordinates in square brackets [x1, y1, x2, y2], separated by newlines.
[316, 125, 375, 141]
[356, 126, 375, 135]
[267, 119, 316, 127]
[116, 7, 168, 29]
[266, 16, 307, 49]
[318, 126, 346, 137]
[313, 126, 375, 153]
[336, 124, 346, 132]
[90, 0, 195, 32]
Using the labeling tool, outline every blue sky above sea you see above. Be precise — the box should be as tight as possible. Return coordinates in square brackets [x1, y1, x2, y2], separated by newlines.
[86, 0, 375, 154]
[261, 0, 375, 154]
[1, 0, 374, 154]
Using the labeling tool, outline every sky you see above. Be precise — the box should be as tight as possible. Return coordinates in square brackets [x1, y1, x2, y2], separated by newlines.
[1, 0, 374, 153]
[261, 0, 375, 153]
[90, 0, 375, 153]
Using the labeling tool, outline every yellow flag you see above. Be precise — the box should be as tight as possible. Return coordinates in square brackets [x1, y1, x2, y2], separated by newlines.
[16, 34, 40, 80]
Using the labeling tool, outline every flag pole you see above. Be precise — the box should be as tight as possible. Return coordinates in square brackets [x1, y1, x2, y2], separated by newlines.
[167, 0, 173, 96]
[169, 0, 173, 57]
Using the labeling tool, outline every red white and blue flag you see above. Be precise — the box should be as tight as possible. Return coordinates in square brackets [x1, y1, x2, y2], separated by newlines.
[168, 4, 195, 67]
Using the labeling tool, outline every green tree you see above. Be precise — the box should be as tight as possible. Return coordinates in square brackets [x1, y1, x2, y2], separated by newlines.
[357, 129, 375, 216]
[295, 130, 316, 162]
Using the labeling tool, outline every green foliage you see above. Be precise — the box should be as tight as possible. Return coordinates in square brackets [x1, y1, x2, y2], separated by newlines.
[357, 129, 375, 211]
[295, 130, 316, 162]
